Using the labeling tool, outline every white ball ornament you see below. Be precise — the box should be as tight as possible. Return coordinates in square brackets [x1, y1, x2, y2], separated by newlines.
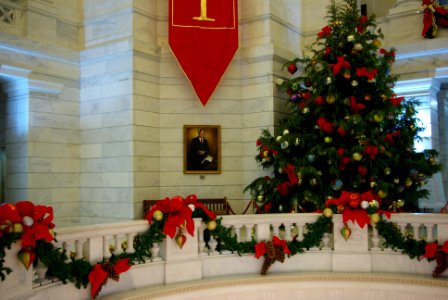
[22, 216, 34, 227]
[360, 200, 369, 209]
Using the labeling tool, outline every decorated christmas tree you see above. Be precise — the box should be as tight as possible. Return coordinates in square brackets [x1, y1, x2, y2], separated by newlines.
[245, 0, 442, 214]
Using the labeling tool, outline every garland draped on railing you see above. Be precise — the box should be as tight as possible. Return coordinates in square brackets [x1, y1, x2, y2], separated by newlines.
[1, 197, 448, 299]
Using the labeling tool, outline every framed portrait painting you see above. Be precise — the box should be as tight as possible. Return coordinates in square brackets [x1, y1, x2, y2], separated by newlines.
[184, 125, 221, 174]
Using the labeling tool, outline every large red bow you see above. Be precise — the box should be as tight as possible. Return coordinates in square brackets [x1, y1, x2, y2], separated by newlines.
[356, 67, 377, 81]
[89, 258, 131, 299]
[330, 56, 351, 75]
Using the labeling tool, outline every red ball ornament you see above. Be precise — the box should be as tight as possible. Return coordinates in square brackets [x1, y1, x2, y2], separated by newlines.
[287, 63, 298, 74]
[349, 193, 361, 208]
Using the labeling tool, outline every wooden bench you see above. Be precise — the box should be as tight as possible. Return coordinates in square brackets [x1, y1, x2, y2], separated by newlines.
[143, 197, 234, 217]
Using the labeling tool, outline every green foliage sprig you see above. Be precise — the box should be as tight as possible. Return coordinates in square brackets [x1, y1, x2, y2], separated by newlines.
[0, 232, 21, 280]
[376, 219, 427, 259]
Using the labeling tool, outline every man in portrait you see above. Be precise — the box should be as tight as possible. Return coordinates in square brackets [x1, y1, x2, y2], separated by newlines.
[189, 128, 212, 170]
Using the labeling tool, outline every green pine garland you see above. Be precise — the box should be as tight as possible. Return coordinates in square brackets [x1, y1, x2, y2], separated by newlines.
[376, 219, 428, 259]
[0, 214, 443, 296]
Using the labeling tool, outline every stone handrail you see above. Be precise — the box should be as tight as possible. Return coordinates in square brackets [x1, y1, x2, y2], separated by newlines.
[2, 213, 448, 299]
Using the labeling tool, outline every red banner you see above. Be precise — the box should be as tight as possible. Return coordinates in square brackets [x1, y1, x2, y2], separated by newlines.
[169, 0, 238, 106]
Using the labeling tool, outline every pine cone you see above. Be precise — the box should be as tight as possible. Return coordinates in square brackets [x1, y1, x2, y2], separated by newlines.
[275, 245, 285, 263]
[103, 262, 120, 281]
[433, 249, 448, 277]
[260, 256, 275, 275]
[266, 241, 275, 258]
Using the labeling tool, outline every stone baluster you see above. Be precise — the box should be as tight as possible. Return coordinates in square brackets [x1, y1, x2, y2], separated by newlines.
[208, 235, 218, 255]
[233, 225, 242, 242]
[398, 222, 407, 237]
[125, 233, 135, 254]
[151, 243, 161, 261]
[103, 236, 112, 260]
[244, 224, 253, 242]
[426, 223, 435, 241]
[321, 232, 331, 250]
[370, 223, 381, 250]
[411, 223, 420, 239]
[198, 223, 206, 254]
[75, 239, 84, 260]
[271, 223, 281, 238]
[296, 223, 304, 241]
[113, 235, 122, 256]
[62, 241, 74, 262]
[284, 222, 292, 241]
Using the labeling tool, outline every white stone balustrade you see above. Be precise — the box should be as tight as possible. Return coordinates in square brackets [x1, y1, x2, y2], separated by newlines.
[2, 213, 448, 300]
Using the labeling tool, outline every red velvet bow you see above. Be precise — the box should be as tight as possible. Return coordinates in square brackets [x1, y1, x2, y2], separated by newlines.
[343, 208, 370, 228]
[0, 201, 55, 267]
[390, 96, 404, 106]
[255, 236, 291, 258]
[255, 241, 267, 258]
[89, 258, 131, 299]
[318, 26, 332, 37]
[184, 194, 217, 221]
[317, 117, 334, 133]
[276, 181, 291, 197]
[285, 164, 298, 185]
[357, 15, 368, 33]
[424, 241, 448, 259]
[363, 145, 379, 160]
[356, 67, 377, 81]
[349, 96, 365, 114]
[272, 236, 291, 254]
[145, 196, 194, 238]
[385, 130, 401, 143]
[330, 56, 351, 75]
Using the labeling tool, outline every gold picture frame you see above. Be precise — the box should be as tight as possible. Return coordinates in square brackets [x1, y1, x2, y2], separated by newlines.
[184, 125, 221, 174]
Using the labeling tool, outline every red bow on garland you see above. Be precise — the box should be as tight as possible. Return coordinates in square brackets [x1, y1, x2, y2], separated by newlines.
[88, 258, 131, 299]
[145, 195, 216, 238]
[326, 191, 391, 228]
[255, 236, 291, 258]
[0, 201, 55, 269]
[421, 0, 448, 38]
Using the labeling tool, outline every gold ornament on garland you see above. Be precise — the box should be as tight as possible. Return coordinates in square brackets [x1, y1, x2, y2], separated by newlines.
[341, 222, 352, 241]
[152, 210, 164, 221]
[175, 228, 187, 249]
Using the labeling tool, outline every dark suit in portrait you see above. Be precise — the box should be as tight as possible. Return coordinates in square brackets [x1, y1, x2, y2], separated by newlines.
[189, 129, 211, 170]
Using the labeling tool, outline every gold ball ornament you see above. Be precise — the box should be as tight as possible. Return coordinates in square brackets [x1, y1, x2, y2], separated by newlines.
[256, 194, 264, 203]
[405, 178, 413, 187]
[370, 213, 381, 224]
[263, 150, 269, 157]
[13, 222, 23, 233]
[153, 210, 164, 221]
[384, 167, 391, 175]
[373, 113, 384, 123]
[352, 152, 362, 161]
[354, 43, 363, 51]
[323, 207, 333, 218]
[397, 199, 405, 208]
[377, 190, 388, 199]
[372, 39, 382, 48]
[206, 220, 217, 231]
[327, 95, 336, 104]
[347, 35, 355, 42]
[324, 136, 333, 143]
